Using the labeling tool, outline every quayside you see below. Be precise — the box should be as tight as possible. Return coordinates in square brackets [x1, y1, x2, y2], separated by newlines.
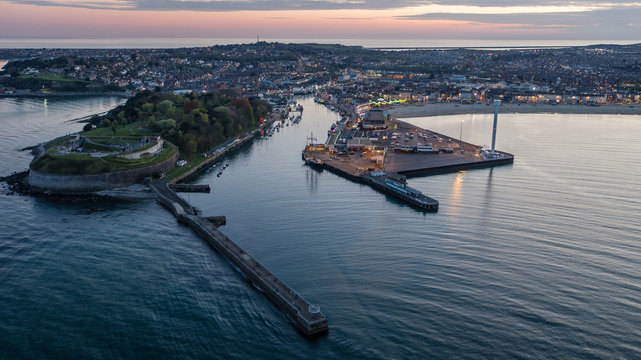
[302, 104, 514, 210]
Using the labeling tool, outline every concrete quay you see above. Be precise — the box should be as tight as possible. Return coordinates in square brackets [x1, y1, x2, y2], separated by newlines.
[150, 179, 329, 337]
[302, 116, 513, 210]
[388, 151, 514, 178]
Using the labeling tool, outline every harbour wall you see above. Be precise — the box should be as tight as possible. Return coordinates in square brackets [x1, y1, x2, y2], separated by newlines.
[28, 151, 178, 194]
[150, 179, 329, 337]
[398, 154, 514, 178]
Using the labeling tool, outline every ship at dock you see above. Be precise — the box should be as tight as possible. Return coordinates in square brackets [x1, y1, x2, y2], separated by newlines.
[301, 101, 513, 211]
[364, 172, 438, 211]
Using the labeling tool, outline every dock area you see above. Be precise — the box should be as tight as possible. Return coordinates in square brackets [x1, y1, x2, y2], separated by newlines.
[150, 179, 328, 337]
[302, 110, 513, 210]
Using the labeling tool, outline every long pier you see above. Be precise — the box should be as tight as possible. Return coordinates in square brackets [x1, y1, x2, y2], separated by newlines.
[150, 179, 328, 337]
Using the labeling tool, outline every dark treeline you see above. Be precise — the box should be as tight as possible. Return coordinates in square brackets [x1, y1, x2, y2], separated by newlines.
[90, 90, 271, 157]
[0, 76, 123, 92]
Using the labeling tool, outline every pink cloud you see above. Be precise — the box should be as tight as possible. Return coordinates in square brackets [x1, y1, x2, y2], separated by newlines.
[0, 1, 566, 40]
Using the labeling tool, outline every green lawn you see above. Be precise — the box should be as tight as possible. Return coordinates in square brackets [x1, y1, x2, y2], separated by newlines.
[44, 136, 68, 153]
[87, 137, 139, 145]
[165, 155, 210, 182]
[30, 147, 177, 175]
[33, 123, 172, 175]
[32, 144, 177, 175]
[79, 141, 112, 152]
[82, 122, 156, 137]
[21, 74, 101, 84]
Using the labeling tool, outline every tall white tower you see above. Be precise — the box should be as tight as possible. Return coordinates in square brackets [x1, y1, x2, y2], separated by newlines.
[491, 100, 501, 154]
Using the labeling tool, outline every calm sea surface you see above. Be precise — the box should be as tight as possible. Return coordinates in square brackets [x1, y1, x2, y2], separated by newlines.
[1, 96, 640, 359]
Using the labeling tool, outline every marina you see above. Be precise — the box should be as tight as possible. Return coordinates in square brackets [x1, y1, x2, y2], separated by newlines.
[147, 99, 328, 337]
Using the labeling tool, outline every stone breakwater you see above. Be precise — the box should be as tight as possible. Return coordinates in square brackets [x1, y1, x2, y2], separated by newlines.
[150, 179, 329, 337]
[27, 151, 178, 194]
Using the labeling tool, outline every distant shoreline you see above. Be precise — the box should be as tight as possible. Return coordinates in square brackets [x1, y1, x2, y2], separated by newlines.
[0, 92, 131, 98]
[389, 103, 641, 118]
[0, 38, 639, 49]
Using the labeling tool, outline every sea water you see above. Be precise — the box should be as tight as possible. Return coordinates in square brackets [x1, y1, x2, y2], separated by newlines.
[1, 96, 640, 359]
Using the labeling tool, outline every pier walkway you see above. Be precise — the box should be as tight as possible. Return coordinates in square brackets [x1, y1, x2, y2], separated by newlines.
[150, 179, 328, 337]
[151, 179, 198, 215]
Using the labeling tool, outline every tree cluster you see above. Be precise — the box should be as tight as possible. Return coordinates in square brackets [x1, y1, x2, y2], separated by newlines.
[90, 90, 271, 157]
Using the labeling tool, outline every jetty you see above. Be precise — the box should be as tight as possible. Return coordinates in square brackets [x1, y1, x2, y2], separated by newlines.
[150, 179, 328, 337]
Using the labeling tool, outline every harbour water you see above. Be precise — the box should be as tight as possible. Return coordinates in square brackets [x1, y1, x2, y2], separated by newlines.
[1, 96, 641, 359]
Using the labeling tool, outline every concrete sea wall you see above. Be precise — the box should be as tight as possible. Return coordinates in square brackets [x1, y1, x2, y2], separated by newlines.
[28, 151, 178, 194]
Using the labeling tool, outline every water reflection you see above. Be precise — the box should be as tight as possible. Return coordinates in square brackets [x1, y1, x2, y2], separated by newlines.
[305, 165, 322, 194]
[449, 171, 466, 213]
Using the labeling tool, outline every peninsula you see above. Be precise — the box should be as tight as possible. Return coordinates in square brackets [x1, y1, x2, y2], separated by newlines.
[24, 89, 272, 194]
[11, 89, 331, 338]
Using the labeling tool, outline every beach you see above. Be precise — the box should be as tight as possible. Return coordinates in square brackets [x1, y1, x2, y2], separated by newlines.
[388, 102, 641, 118]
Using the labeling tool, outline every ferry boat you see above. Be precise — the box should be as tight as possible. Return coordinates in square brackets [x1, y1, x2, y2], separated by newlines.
[365, 174, 438, 211]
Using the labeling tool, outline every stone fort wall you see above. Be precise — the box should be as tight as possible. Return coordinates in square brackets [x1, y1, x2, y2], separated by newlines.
[28, 151, 178, 194]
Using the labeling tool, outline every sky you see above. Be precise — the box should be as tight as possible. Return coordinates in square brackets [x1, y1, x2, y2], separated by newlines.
[1, 0, 641, 44]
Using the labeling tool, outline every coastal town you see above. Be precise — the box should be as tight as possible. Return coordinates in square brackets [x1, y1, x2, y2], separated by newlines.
[5, 0, 641, 354]
[0, 41, 638, 339]
[1, 42, 641, 108]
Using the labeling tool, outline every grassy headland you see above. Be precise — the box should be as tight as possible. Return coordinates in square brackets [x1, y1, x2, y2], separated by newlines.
[30, 90, 271, 176]
[1, 74, 124, 93]
[86, 90, 271, 158]
[30, 139, 177, 175]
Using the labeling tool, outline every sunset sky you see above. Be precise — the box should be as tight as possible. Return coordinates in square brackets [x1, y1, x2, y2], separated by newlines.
[1, 0, 640, 43]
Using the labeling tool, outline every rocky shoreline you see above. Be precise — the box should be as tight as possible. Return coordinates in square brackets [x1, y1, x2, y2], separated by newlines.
[0, 171, 30, 196]
[0, 171, 110, 200]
